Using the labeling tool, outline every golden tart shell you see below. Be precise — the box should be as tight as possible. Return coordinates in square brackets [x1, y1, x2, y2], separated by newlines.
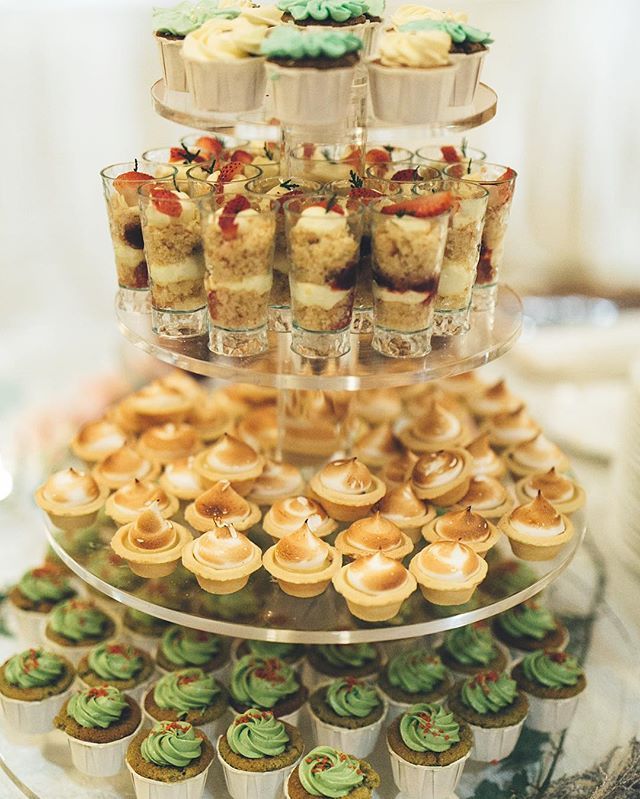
[181, 533, 262, 594]
[262, 540, 342, 598]
[421, 508, 501, 556]
[515, 472, 585, 515]
[104, 480, 180, 525]
[35, 470, 110, 532]
[410, 448, 472, 505]
[332, 554, 416, 622]
[409, 541, 488, 606]
[111, 515, 193, 578]
[498, 503, 575, 561]
[449, 476, 514, 520]
[193, 442, 265, 497]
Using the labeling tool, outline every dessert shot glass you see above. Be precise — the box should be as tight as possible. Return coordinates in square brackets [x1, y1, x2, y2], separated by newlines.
[138, 180, 213, 338]
[187, 162, 263, 198]
[415, 142, 487, 169]
[284, 194, 365, 358]
[100, 161, 177, 313]
[365, 163, 441, 196]
[369, 195, 451, 358]
[201, 195, 277, 356]
[364, 145, 415, 177]
[180, 132, 250, 162]
[443, 161, 517, 313]
[142, 146, 212, 189]
[288, 142, 365, 184]
[416, 179, 489, 336]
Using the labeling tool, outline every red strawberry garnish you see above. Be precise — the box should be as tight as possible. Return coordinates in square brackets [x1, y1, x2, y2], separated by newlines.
[302, 142, 315, 159]
[113, 164, 154, 205]
[440, 145, 461, 163]
[195, 136, 224, 157]
[218, 194, 251, 240]
[343, 148, 362, 169]
[381, 191, 452, 218]
[169, 146, 206, 164]
[275, 189, 303, 208]
[149, 185, 182, 217]
[391, 168, 419, 181]
[229, 149, 254, 165]
[307, 198, 345, 215]
[365, 148, 392, 164]
[217, 161, 246, 183]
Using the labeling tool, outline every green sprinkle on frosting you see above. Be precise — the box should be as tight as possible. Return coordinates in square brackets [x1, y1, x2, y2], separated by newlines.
[160, 626, 220, 667]
[67, 685, 128, 729]
[398, 19, 493, 45]
[5, 649, 65, 689]
[399, 703, 461, 753]
[154, 668, 220, 716]
[299, 745, 364, 798]
[443, 625, 496, 666]
[141, 721, 202, 768]
[326, 678, 380, 718]
[49, 600, 110, 643]
[316, 644, 376, 669]
[498, 602, 557, 641]
[17, 567, 75, 605]
[230, 655, 299, 710]
[227, 708, 290, 758]
[387, 648, 447, 694]
[277, 0, 367, 23]
[522, 650, 583, 689]
[88, 643, 143, 682]
[261, 26, 362, 60]
[460, 671, 517, 714]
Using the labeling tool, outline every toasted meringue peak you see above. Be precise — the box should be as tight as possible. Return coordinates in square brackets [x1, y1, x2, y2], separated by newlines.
[249, 459, 303, 501]
[439, 371, 487, 396]
[345, 552, 410, 595]
[97, 445, 152, 481]
[417, 541, 482, 581]
[127, 505, 176, 550]
[223, 385, 277, 407]
[319, 458, 374, 495]
[488, 405, 539, 445]
[466, 433, 503, 475]
[194, 480, 251, 523]
[111, 479, 171, 511]
[129, 382, 192, 416]
[236, 406, 278, 453]
[192, 523, 255, 569]
[382, 451, 419, 486]
[355, 389, 403, 424]
[524, 468, 575, 503]
[512, 434, 566, 471]
[409, 401, 462, 442]
[355, 424, 402, 461]
[162, 457, 203, 493]
[74, 419, 127, 459]
[204, 434, 261, 472]
[188, 394, 232, 435]
[42, 468, 101, 506]
[405, 385, 467, 420]
[377, 482, 427, 519]
[412, 450, 464, 488]
[470, 379, 521, 416]
[343, 513, 405, 553]
[273, 524, 331, 572]
[509, 492, 565, 538]
[435, 507, 491, 543]
[459, 476, 507, 509]
[139, 422, 201, 460]
[160, 371, 205, 402]
[266, 496, 329, 535]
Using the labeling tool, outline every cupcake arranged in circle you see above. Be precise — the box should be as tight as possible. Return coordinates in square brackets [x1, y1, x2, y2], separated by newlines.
[122, 607, 169, 654]
[229, 655, 308, 724]
[278, 0, 369, 31]
[437, 623, 508, 678]
[493, 600, 569, 654]
[77, 642, 155, 704]
[235, 639, 306, 668]
[305, 643, 383, 687]
[378, 646, 454, 718]
[285, 744, 380, 799]
[156, 626, 231, 677]
[8, 564, 77, 644]
[44, 599, 118, 666]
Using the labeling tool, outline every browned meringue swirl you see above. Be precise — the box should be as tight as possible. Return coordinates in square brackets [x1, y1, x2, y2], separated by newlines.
[525, 468, 575, 502]
[509, 492, 565, 537]
[410, 401, 461, 441]
[112, 479, 171, 511]
[435, 507, 491, 543]
[356, 424, 402, 460]
[43, 468, 101, 506]
[343, 513, 404, 552]
[382, 452, 419, 486]
[377, 483, 426, 518]
[236, 406, 278, 452]
[273, 524, 331, 572]
[192, 523, 255, 569]
[75, 420, 126, 455]
[345, 552, 409, 595]
[98, 445, 151, 481]
[412, 450, 463, 488]
[140, 423, 200, 455]
[417, 541, 481, 580]
[319, 458, 374, 495]
[204, 434, 260, 471]
[194, 480, 251, 522]
[460, 476, 507, 507]
[126, 507, 177, 551]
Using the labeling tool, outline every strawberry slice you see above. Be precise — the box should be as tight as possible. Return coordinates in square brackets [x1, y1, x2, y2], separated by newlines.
[195, 136, 224, 157]
[217, 161, 246, 183]
[391, 168, 419, 181]
[381, 191, 452, 218]
[366, 148, 392, 164]
[150, 185, 182, 217]
[307, 198, 345, 215]
[218, 194, 251, 240]
[440, 145, 461, 163]
[275, 189, 303, 208]
[302, 142, 315, 159]
[349, 187, 382, 202]
[343, 148, 362, 169]
[169, 146, 206, 164]
[229, 149, 254, 165]
[114, 167, 154, 205]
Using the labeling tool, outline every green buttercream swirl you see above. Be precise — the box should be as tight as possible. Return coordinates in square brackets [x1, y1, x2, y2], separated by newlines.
[363, 0, 384, 17]
[399, 702, 461, 753]
[18, 568, 75, 605]
[460, 672, 517, 714]
[262, 26, 362, 60]
[316, 644, 376, 669]
[443, 625, 496, 666]
[154, 668, 220, 716]
[247, 640, 303, 661]
[522, 650, 583, 689]
[277, 0, 367, 22]
[326, 678, 380, 718]
[388, 649, 447, 694]
[87, 643, 143, 681]
[230, 655, 299, 709]
[49, 600, 109, 643]
[498, 603, 557, 641]
[227, 708, 290, 758]
[399, 19, 493, 44]
[153, 1, 239, 36]
[298, 745, 364, 798]
[67, 685, 128, 729]
[5, 649, 65, 689]
[141, 721, 202, 768]
[160, 626, 220, 667]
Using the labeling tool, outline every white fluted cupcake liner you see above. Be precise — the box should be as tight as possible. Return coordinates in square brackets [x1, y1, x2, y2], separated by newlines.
[8, 605, 46, 646]
[468, 718, 526, 762]
[309, 705, 386, 758]
[123, 628, 161, 657]
[185, 57, 266, 112]
[0, 685, 74, 735]
[367, 61, 457, 124]
[524, 692, 581, 733]
[448, 50, 486, 107]
[278, 705, 304, 726]
[79, 672, 155, 706]
[141, 686, 229, 742]
[388, 742, 470, 799]
[265, 63, 356, 126]
[156, 36, 187, 92]
[127, 760, 212, 799]
[66, 719, 143, 777]
[217, 736, 301, 799]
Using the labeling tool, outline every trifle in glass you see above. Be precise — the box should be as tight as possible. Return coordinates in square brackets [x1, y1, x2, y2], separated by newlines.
[289, 142, 365, 184]
[415, 141, 486, 169]
[365, 163, 440, 195]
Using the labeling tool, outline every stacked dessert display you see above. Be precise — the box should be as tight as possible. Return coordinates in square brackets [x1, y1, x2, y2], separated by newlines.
[0, 3, 590, 799]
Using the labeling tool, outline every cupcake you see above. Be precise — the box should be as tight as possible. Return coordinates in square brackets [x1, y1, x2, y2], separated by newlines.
[44, 600, 118, 666]
[410, 448, 473, 506]
[156, 626, 231, 677]
[378, 647, 454, 718]
[126, 720, 215, 798]
[55, 685, 142, 777]
[375, 482, 436, 544]
[8, 564, 76, 644]
[194, 434, 265, 496]
[447, 671, 528, 761]
[409, 541, 487, 606]
[35, 467, 109, 532]
[421, 507, 501, 556]
[499, 492, 574, 561]
[511, 650, 585, 733]
[71, 417, 128, 463]
[309, 678, 386, 758]
[335, 513, 414, 560]
[184, 480, 262, 532]
[285, 744, 380, 799]
[305, 643, 382, 688]
[387, 703, 472, 799]
[437, 623, 508, 678]
[229, 655, 308, 724]
[105, 478, 180, 525]
[483, 559, 538, 598]
[0, 648, 75, 735]
[278, 0, 368, 32]
[333, 552, 416, 621]
[308, 458, 386, 522]
[263, 496, 338, 540]
[262, 27, 364, 126]
[143, 667, 229, 740]
[87, 549, 142, 592]
[218, 709, 305, 799]
[492, 600, 569, 654]
[515, 468, 585, 515]
[235, 639, 306, 668]
[77, 642, 155, 704]
[123, 607, 169, 653]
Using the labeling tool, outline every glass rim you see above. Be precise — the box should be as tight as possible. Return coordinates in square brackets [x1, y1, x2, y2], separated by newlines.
[185, 162, 264, 182]
[442, 161, 517, 184]
[364, 164, 441, 182]
[244, 176, 323, 194]
[282, 192, 365, 216]
[367, 195, 453, 218]
[141, 146, 213, 166]
[137, 180, 215, 200]
[365, 144, 415, 159]
[99, 161, 178, 181]
[415, 144, 487, 161]
[414, 179, 489, 200]
[290, 143, 363, 162]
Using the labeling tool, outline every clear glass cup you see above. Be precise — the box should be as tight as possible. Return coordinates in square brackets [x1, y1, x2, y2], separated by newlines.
[369, 195, 451, 358]
[415, 143, 487, 169]
[201, 196, 277, 357]
[186, 162, 263, 198]
[443, 161, 517, 312]
[180, 133, 250, 163]
[284, 194, 365, 358]
[100, 161, 177, 312]
[416, 179, 489, 336]
[141, 146, 213, 189]
[289, 142, 365, 184]
[364, 145, 415, 177]
[364, 163, 441, 195]
[138, 180, 213, 338]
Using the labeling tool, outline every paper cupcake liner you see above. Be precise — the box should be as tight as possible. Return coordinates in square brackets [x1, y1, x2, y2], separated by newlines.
[66, 718, 143, 777]
[217, 736, 300, 799]
[265, 62, 356, 126]
[185, 57, 266, 113]
[367, 61, 457, 124]
[468, 718, 525, 762]
[141, 686, 229, 742]
[448, 50, 486, 107]
[0, 685, 74, 735]
[524, 692, 580, 733]
[156, 36, 187, 92]
[278, 705, 304, 727]
[309, 706, 386, 758]
[387, 742, 470, 799]
[8, 604, 46, 646]
[127, 759, 212, 799]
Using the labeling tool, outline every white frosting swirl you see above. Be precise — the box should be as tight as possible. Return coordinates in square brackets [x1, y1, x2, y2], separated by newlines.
[377, 30, 452, 69]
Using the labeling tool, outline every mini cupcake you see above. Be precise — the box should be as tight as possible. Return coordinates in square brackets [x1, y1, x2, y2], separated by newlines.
[77, 642, 155, 703]
[35, 467, 109, 531]
[375, 482, 436, 544]
[333, 552, 416, 621]
[8, 564, 76, 644]
[156, 626, 231, 677]
[44, 599, 118, 666]
[55, 685, 142, 777]
[387, 703, 472, 799]
[105, 479, 180, 525]
[437, 623, 508, 678]
[483, 559, 538, 598]
[0, 648, 75, 735]
[229, 655, 308, 724]
[308, 458, 386, 522]
[309, 678, 386, 758]
[511, 650, 586, 733]
[305, 643, 382, 687]
[184, 480, 261, 532]
[492, 600, 569, 654]
[285, 744, 380, 799]
[378, 647, 454, 719]
[123, 607, 169, 653]
[144, 667, 229, 740]
[218, 709, 305, 799]
[278, 0, 368, 32]
[235, 639, 306, 668]
[499, 492, 574, 561]
[447, 671, 528, 761]
[87, 549, 142, 592]
[262, 27, 364, 126]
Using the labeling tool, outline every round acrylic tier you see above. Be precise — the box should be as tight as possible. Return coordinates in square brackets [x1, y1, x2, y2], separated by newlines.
[151, 78, 497, 137]
[116, 284, 522, 391]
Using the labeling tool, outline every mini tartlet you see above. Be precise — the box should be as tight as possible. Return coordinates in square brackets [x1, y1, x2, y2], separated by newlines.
[92, 444, 161, 490]
[333, 552, 416, 621]
[185, 479, 262, 532]
[229, 655, 308, 724]
[421, 507, 501, 556]
[308, 458, 386, 522]
[466, 433, 506, 479]
[410, 448, 472, 506]
[467, 379, 522, 418]
[515, 468, 585, 514]
[381, 450, 419, 488]
[116, 381, 193, 432]
[181, 521, 262, 594]
[194, 433, 265, 495]
[188, 392, 233, 441]
[35, 467, 109, 531]
[485, 405, 541, 449]
[335, 513, 414, 560]
[437, 623, 509, 677]
[111, 506, 193, 578]
[375, 482, 436, 543]
[499, 492, 574, 561]
[248, 459, 305, 505]
[71, 418, 128, 463]
[492, 600, 569, 653]
[450, 475, 513, 519]
[353, 423, 404, 469]
[262, 523, 342, 598]
[44, 600, 118, 666]
[156, 626, 230, 676]
[137, 422, 202, 464]
[285, 745, 380, 799]
[263, 495, 338, 540]
[398, 401, 470, 452]
[104, 478, 180, 525]
[378, 647, 454, 718]
[355, 389, 403, 424]
[159, 455, 207, 501]
[236, 406, 280, 456]
[503, 433, 570, 477]
[409, 541, 487, 606]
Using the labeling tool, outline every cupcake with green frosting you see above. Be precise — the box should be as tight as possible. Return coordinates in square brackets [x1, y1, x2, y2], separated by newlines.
[278, 0, 368, 28]
[0, 648, 76, 735]
[218, 708, 305, 799]
[230, 655, 308, 724]
[156, 625, 231, 676]
[511, 650, 586, 733]
[447, 671, 529, 762]
[8, 564, 77, 644]
[126, 720, 215, 797]
[123, 607, 169, 653]
[77, 642, 155, 703]
[44, 599, 118, 666]
[86, 548, 142, 592]
[286, 744, 379, 799]
[437, 623, 508, 677]
[483, 559, 537, 598]
[305, 643, 382, 687]
[493, 600, 569, 654]
[378, 646, 454, 718]
[235, 639, 306, 667]
[309, 678, 386, 758]
[55, 685, 142, 777]
[387, 703, 472, 799]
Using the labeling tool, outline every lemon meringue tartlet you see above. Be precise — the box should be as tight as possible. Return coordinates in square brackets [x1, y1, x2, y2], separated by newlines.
[308, 458, 386, 522]
[104, 479, 180, 525]
[263, 496, 338, 541]
[467, 379, 522, 418]
[485, 405, 541, 450]
[262, 523, 342, 598]
[159, 456, 207, 501]
[35, 467, 109, 531]
[236, 406, 279, 455]
[194, 433, 265, 496]
[137, 422, 202, 464]
[438, 371, 488, 398]
[111, 505, 193, 578]
[515, 468, 585, 515]
[248, 459, 305, 506]
[421, 507, 501, 556]
[181, 521, 262, 594]
[504, 434, 570, 477]
[184, 480, 261, 532]
[399, 400, 470, 453]
[380, 451, 419, 488]
[187, 393, 233, 441]
[499, 492, 575, 561]
[353, 423, 404, 469]
[375, 481, 436, 543]
[409, 541, 488, 606]
[333, 552, 417, 622]
[410, 448, 472, 506]
[451, 475, 513, 520]
[466, 433, 507, 479]
[354, 389, 403, 425]
[115, 382, 193, 432]
[70, 418, 128, 463]
[92, 444, 161, 490]
[335, 513, 414, 560]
